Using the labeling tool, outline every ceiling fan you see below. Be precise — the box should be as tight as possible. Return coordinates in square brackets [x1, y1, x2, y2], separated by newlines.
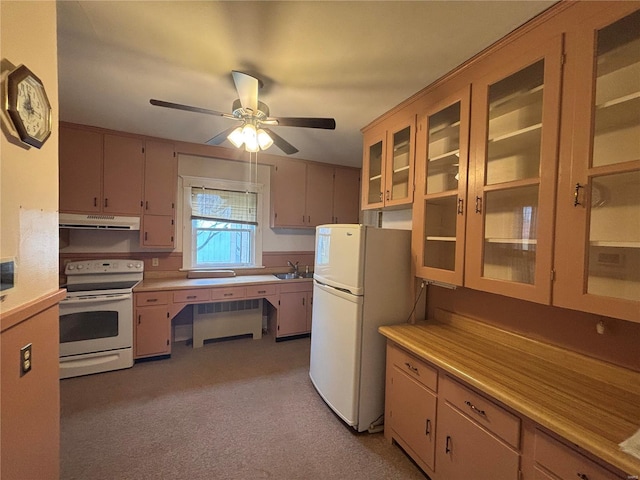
[150, 70, 336, 155]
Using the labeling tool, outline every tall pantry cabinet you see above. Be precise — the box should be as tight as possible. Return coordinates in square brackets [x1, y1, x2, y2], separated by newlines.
[554, 5, 640, 322]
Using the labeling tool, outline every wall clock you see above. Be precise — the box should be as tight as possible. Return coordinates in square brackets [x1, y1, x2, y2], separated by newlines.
[3, 64, 52, 148]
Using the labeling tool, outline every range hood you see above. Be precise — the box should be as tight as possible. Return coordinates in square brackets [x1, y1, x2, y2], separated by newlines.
[59, 213, 140, 230]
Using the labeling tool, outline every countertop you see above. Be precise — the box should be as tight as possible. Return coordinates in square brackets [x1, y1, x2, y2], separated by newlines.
[378, 310, 640, 477]
[134, 274, 311, 292]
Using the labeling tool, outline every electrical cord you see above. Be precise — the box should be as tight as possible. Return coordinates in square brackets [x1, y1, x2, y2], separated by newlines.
[406, 280, 426, 323]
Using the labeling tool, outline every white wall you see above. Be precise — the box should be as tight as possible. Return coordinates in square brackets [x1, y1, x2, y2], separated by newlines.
[0, 2, 60, 312]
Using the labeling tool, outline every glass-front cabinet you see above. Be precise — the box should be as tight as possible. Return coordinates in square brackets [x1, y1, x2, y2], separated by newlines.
[413, 86, 471, 285]
[465, 38, 563, 304]
[362, 116, 415, 210]
[554, 5, 640, 322]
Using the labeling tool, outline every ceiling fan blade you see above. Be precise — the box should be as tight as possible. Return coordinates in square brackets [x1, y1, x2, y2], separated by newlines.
[231, 71, 259, 113]
[205, 125, 241, 146]
[272, 117, 336, 130]
[150, 99, 234, 118]
[262, 128, 299, 155]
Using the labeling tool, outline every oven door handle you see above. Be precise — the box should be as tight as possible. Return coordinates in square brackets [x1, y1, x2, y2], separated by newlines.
[61, 293, 132, 305]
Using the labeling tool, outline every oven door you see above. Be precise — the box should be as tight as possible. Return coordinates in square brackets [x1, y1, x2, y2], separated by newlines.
[59, 293, 133, 357]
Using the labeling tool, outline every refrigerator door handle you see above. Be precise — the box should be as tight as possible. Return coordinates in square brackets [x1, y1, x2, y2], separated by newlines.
[314, 280, 361, 303]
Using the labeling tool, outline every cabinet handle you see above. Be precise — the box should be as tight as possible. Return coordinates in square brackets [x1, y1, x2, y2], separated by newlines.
[94, 197, 98, 207]
[573, 183, 584, 207]
[576, 474, 589, 480]
[137, 314, 141, 325]
[386, 190, 390, 201]
[257, 290, 266, 294]
[379, 192, 383, 201]
[404, 362, 419, 374]
[425, 418, 431, 437]
[186, 295, 197, 299]
[445, 435, 452, 454]
[104, 198, 108, 208]
[145, 232, 148, 241]
[145, 201, 149, 210]
[457, 198, 464, 215]
[465, 400, 486, 417]
[474, 196, 482, 213]
[146, 298, 158, 303]
[302, 297, 306, 306]
[223, 293, 233, 297]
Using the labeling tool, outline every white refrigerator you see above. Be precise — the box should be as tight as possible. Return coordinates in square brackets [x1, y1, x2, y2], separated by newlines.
[309, 224, 412, 432]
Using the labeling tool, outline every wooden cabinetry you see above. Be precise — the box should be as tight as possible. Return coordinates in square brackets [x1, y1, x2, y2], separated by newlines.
[534, 429, 625, 480]
[362, 115, 415, 210]
[385, 344, 438, 474]
[141, 140, 177, 248]
[134, 291, 171, 358]
[59, 126, 144, 215]
[553, 5, 640, 322]
[271, 157, 360, 228]
[276, 281, 312, 338]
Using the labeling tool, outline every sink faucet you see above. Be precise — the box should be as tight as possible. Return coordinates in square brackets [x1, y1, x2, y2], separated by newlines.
[287, 261, 299, 275]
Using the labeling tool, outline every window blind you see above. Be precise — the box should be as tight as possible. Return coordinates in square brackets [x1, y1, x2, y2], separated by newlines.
[191, 187, 258, 225]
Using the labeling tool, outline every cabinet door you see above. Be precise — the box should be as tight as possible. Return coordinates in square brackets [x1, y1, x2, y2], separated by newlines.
[436, 403, 520, 480]
[59, 126, 103, 213]
[277, 291, 308, 337]
[135, 306, 170, 358]
[271, 157, 307, 227]
[141, 215, 174, 248]
[333, 167, 360, 224]
[465, 37, 563, 304]
[553, 5, 640, 322]
[388, 365, 437, 472]
[143, 140, 176, 216]
[103, 134, 144, 215]
[362, 128, 386, 210]
[414, 86, 471, 286]
[306, 163, 334, 226]
[384, 118, 415, 207]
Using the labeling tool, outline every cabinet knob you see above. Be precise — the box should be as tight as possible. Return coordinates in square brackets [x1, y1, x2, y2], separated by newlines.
[576, 474, 589, 480]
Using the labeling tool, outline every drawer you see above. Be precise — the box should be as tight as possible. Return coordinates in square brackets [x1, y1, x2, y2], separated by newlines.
[135, 291, 170, 306]
[441, 375, 521, 449]
[278, 281, 312, 294]
[387, 344, 438, 392]
[210, 286, 246, 301]
[246, 284, 277, 298]
[534, 429, 623, 480]
[173, 289, 210, 303]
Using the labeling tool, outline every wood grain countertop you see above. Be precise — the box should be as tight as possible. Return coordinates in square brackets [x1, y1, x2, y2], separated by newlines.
[134, 274, 312, 292]
[379, 310, 640, 477]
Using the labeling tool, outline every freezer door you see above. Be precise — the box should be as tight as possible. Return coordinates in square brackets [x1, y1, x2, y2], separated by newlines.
[314, 224, 365, 295]
[309, 281, 364, 430]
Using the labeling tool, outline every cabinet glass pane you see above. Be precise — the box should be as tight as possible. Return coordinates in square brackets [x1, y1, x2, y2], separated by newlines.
[486, 61, 544, 185]
[483, 185, 538, 284]
[592, 10, 640, 168]
[427, 102, 461, 194]
[391, 127, 411, 200]
[587, 170, 640, 301]
[368, 140, 383, 204]
[424, 196, 458, 271]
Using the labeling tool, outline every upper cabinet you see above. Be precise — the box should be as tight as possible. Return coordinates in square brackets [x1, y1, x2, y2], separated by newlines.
[554, 5, 640, 322]
[413, 86, 471, 286]
[59, 125, 144, 216]
[271, 157, 360, 228]
[465, 37, 563, 305]
[362, 115, 416, 210]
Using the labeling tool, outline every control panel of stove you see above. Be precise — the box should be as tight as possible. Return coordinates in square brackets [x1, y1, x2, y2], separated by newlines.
[65, 259, 144, 275]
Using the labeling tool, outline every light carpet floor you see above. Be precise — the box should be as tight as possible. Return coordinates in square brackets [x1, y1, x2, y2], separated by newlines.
[60, 333, 427, 480]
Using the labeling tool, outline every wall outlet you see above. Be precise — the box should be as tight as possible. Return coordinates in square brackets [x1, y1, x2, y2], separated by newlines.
[152, 257, 159, 267]
[20, 343, 32, 376]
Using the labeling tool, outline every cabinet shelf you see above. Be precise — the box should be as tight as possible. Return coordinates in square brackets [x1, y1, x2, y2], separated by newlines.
[489, 123, 542, 143]
[490, 84, 544, 114]
[429, 149, 460, 162]
[393, 165, 411, 174]
[369, 174, 382, 181]
[597, 90, 640, 109]
[485, 238, 538, 245]
[590, 240, 640, 248]
[426, 236, 457, 242]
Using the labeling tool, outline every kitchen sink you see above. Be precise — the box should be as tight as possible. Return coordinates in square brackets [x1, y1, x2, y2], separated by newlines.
[274, 272, 314, 280]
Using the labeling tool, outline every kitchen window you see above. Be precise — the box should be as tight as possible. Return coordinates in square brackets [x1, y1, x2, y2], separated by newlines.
[182, 177, 263, 269]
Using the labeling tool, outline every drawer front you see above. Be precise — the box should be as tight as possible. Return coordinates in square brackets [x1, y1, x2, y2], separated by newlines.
[278, 281, 312, 294]
[173, 289, 210, 303]
[534, 429, 624, 480]
[441, 375, 521, 449]
[246, 284, 277, 298]
[387, 344, 438, 392]
[210, 287, 246, 301]
[135, 291, 170, 306]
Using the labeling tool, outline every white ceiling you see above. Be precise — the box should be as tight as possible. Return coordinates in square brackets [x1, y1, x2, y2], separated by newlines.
[56, 1, 556, 168]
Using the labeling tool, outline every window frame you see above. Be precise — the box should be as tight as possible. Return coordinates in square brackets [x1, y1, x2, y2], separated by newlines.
[181, 175, 263, 270]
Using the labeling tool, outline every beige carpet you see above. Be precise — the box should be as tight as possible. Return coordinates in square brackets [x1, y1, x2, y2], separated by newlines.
[60, 333, 427, 479]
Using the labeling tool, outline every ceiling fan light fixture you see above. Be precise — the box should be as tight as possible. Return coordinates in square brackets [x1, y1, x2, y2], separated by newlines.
[242, 123, 259, 152]
[227, 126, 245, 148]
[257, 129, 274, 150]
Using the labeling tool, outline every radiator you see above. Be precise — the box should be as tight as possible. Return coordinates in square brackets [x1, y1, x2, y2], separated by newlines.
[193, 299, 262, 348]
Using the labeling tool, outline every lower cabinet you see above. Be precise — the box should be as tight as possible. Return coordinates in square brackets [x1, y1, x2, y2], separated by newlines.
[276, 282, 313, 338]
[134, 292, 171, 359]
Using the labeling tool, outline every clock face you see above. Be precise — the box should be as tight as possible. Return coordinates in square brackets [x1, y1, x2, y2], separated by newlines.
[5, 65, 52, 148]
